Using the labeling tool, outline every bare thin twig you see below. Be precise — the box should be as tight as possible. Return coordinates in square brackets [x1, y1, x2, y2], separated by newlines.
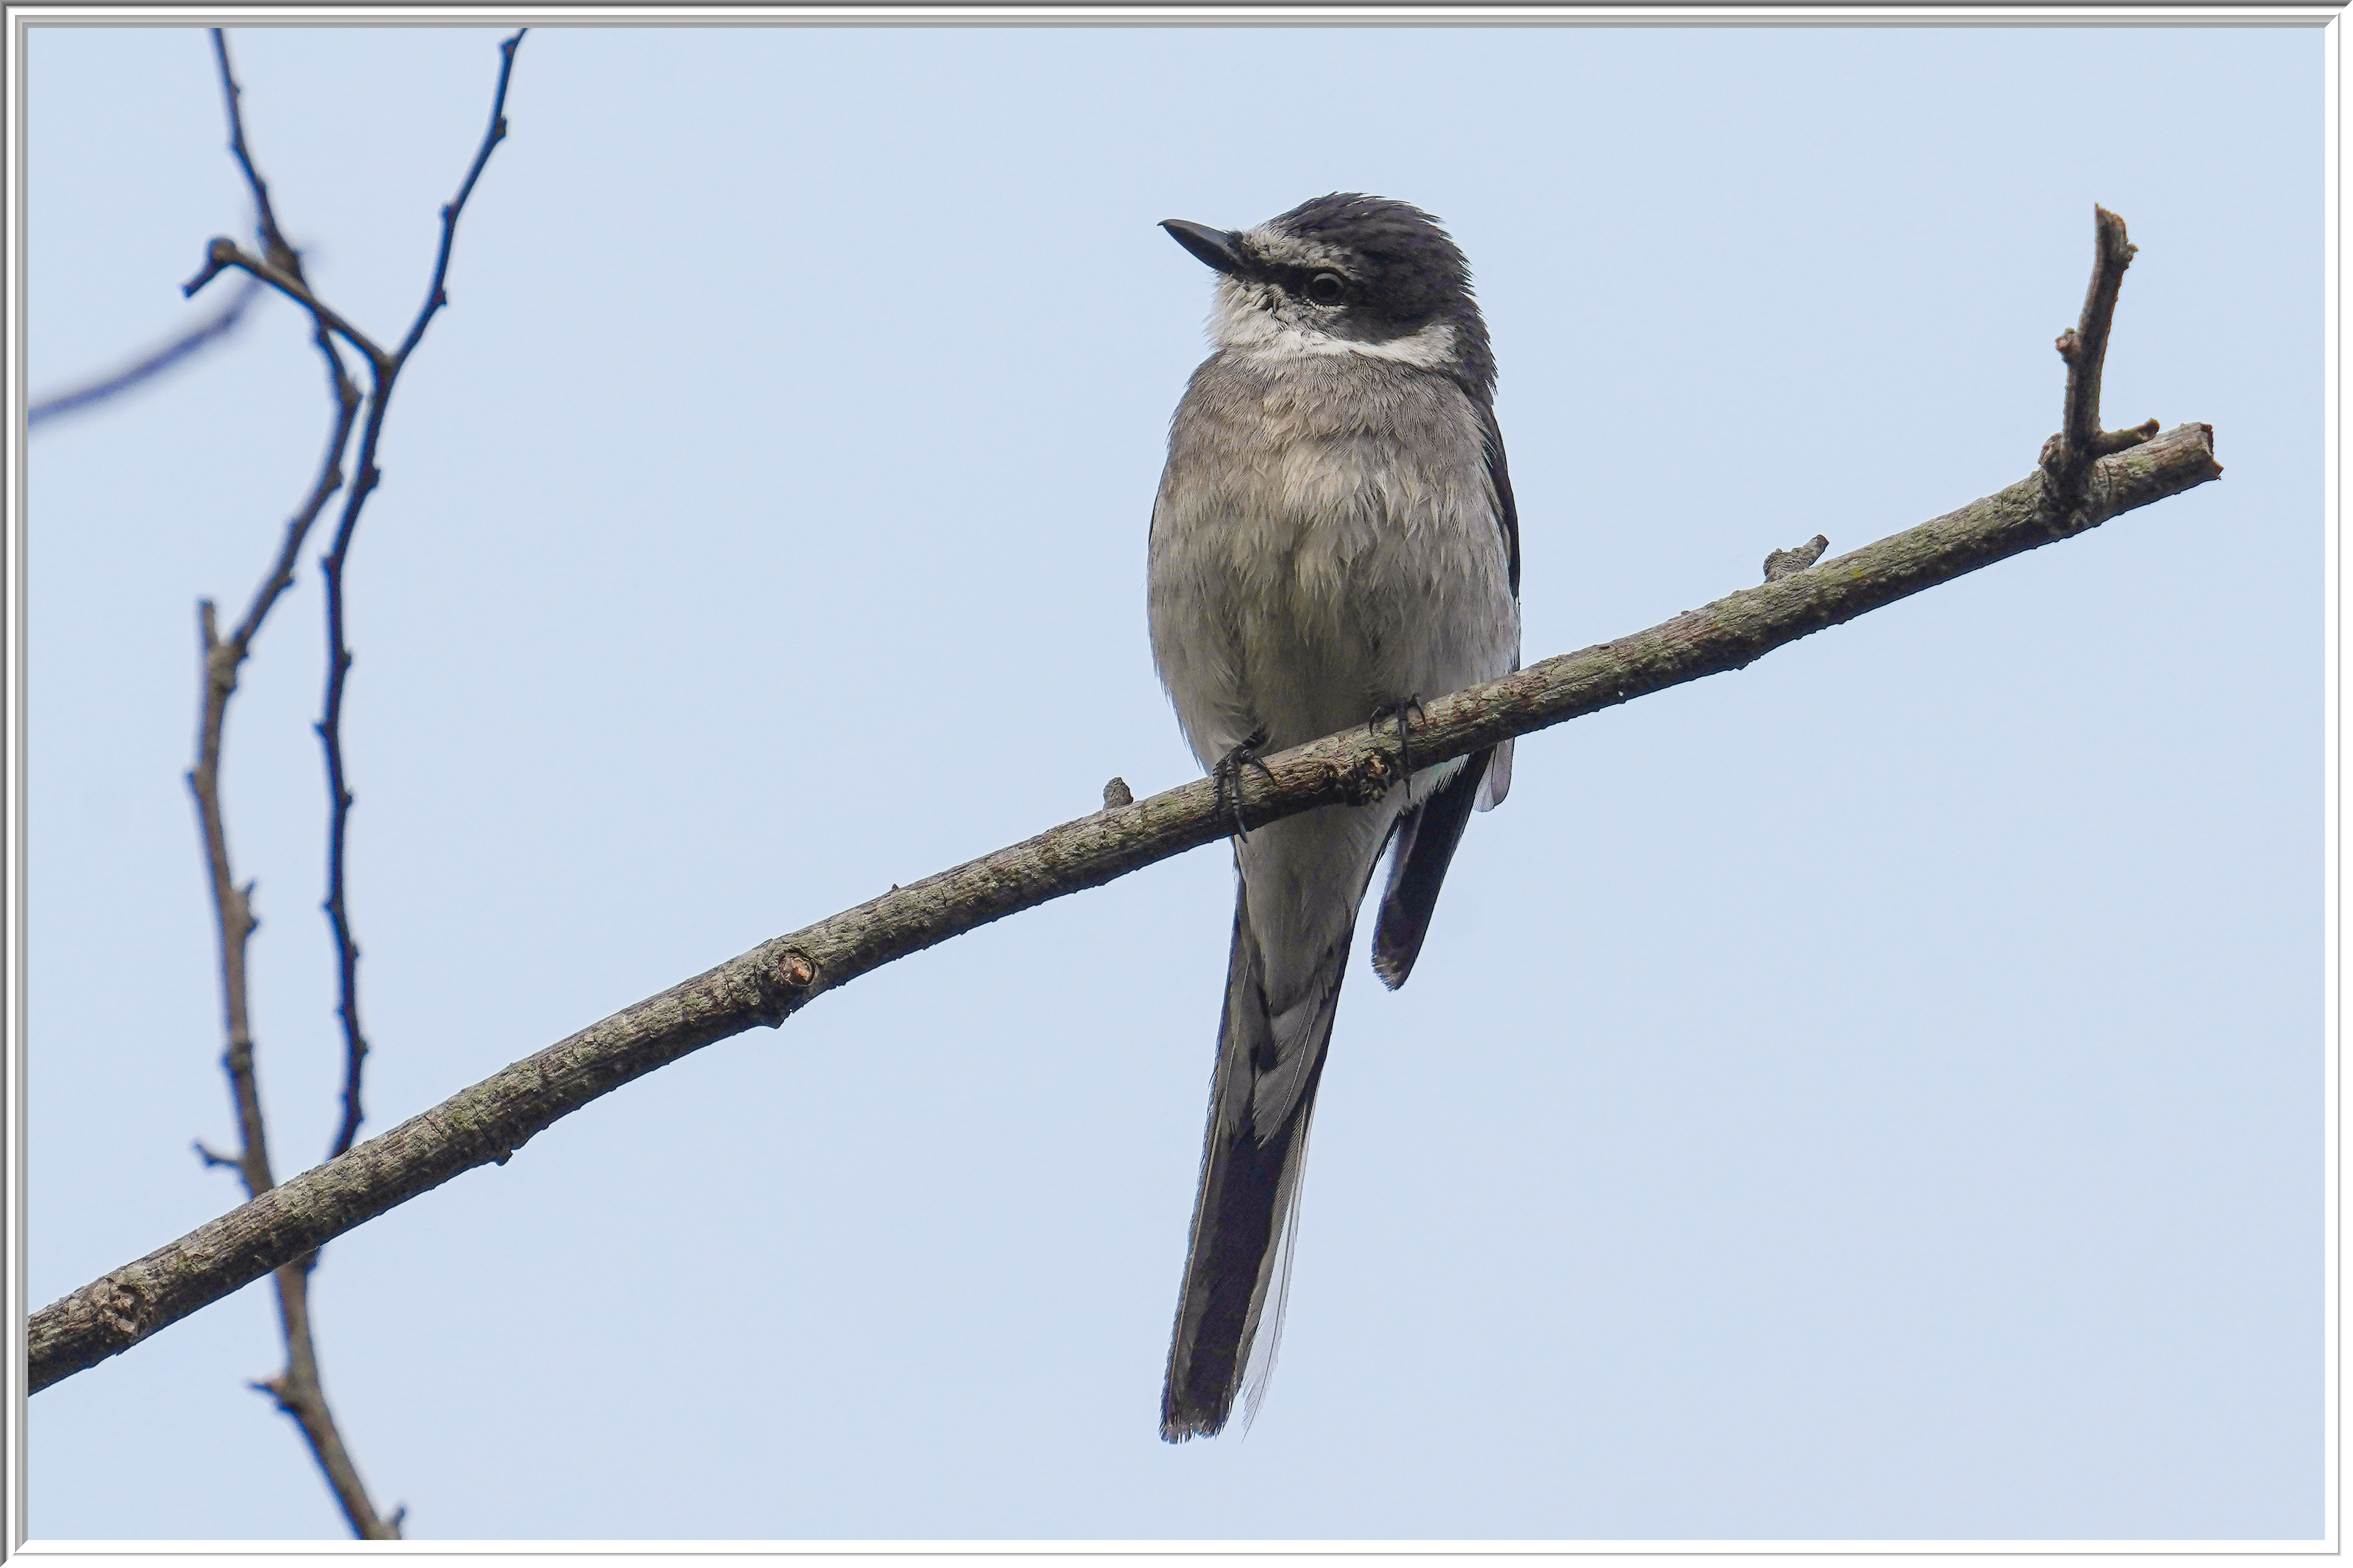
[189, 25, 389, 1543]
[2039, 205, 2163, 512]
[29, 21, 322, 433]
[313, 27, 524, 1162]
[173, 25, 521, 1540]
[185, 238, 383, 369]
[212, 29, 299, 275]
[28, 278, 263, 428]
[392, 28, 521, 368]
[182, 297, 388, 1533]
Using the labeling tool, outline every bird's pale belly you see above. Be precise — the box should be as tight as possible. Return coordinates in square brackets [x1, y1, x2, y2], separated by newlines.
[1150, 483, 1516, 772]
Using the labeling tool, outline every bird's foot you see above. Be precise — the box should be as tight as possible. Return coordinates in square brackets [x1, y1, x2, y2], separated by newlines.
[1367, 696, 1426, 785]
[1212, 727, 1275, 842]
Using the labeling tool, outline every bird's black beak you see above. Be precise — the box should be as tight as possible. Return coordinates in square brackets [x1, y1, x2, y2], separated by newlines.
[1161, 219, 1246, 276]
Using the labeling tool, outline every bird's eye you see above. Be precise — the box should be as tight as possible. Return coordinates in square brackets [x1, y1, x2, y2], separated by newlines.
[1305, 272, 1346, 306]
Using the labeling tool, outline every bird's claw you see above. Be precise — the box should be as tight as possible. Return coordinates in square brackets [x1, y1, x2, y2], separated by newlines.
[1212, 727, 1275, 841]
[1367, 697, 1426, 785]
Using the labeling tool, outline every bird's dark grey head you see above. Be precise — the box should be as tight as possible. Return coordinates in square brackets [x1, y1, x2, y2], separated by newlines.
[1160, 193, 1494, 399]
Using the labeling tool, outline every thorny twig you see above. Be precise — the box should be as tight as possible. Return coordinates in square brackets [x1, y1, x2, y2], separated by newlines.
[35, 190, 2221, 1390]
[177, 26, 524, 1538]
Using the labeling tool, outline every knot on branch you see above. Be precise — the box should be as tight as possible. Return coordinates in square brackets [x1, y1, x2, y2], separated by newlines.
[750, 947, 821, 1027]
[204, 638, 245, 689]
[1335, 746, 1401, 807]
[93, 1274, 152, 1344]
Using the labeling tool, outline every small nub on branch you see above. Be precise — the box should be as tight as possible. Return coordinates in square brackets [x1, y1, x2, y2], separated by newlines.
[182, 236, 246, 296]
[2092, 418, 2162, 458]
[1763, 535, 1829, 583]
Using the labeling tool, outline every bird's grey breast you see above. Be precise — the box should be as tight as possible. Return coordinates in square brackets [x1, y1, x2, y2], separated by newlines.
[1148, 350, 1519, 771]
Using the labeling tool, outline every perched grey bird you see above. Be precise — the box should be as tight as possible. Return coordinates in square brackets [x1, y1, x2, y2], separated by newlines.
[1148, 194, 1522, 1440]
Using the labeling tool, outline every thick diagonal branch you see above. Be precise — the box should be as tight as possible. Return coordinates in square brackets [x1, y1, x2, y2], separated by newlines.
[30, 418, 2221, 1396]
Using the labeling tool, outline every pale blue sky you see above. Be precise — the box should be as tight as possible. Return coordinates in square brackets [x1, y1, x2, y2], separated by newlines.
[24, 21, 2324, 1541]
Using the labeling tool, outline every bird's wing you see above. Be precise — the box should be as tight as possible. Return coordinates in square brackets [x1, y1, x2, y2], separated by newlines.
[1365, 395, 1521, 984]
[1369, 747, 1492, 989]
[1480, 397, 1521, 598]
[1474, 398, 1519, 813]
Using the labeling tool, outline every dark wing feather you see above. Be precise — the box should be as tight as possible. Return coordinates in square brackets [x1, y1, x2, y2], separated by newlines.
[1369, 746, 1492, 990]
[1480, 399, 1520, 596]
[1366, 397, 1520, 988]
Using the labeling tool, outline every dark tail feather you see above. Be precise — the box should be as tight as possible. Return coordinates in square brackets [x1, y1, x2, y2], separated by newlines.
[1162, 883, 1344, 1442]
[1370, 746, 1493, 989]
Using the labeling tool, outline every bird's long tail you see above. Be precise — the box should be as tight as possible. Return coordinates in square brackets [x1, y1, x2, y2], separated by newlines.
[1162, 807, 1389, 1441]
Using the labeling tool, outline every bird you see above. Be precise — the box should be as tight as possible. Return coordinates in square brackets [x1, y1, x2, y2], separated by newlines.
[1147, 194, 1522, 1441]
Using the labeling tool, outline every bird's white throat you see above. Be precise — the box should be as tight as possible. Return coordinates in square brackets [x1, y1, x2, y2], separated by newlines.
[1209, 276, 1460, 372]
